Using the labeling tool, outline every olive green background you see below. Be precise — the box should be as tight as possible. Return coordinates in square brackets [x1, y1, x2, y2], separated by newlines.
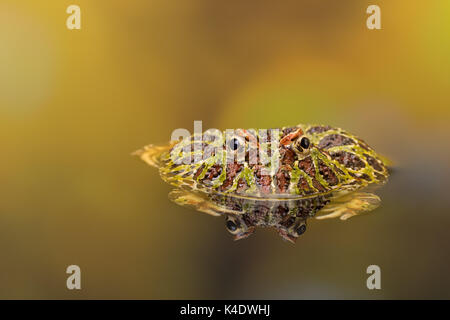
[1, 1, 450, 299]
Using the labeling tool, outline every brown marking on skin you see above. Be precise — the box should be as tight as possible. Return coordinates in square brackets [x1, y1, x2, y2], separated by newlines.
[318, 134, 355, 149]
[200, 164, 223, 186]
[275, 166, 291, 193]
[298, 156, 315, 177]
[181, 171, 192, 178]
[280, 147, 296, 166]
[218, 163, 243, 192]
[374, 172, 387, 181]
[254, 165, 272, 194]
[306, 125, 332, 134]
[236, 178, 249, 193]
[312, 178, 327, 192]
[168, 170, 183, 176]
[359, 173, 372, 181]
[265, 129, 272, 143]
[364, 154, 383, 171]
[297, 176, 314, 195]
[332, 164, 345, 176]
[357, 139, 371, 151]
[208, 165, 223, 178]
[331, 151, 365, 170]
[193, 164, 205, 180]
[348, 171, 358, 178]
[266, 143, 272, 157]
[317, 159, 338, 186]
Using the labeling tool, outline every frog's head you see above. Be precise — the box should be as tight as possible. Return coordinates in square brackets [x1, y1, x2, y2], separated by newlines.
[280, 125, 390, 192]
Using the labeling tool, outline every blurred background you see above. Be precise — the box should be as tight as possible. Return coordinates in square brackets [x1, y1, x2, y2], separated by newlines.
[1, 0, 450, 299]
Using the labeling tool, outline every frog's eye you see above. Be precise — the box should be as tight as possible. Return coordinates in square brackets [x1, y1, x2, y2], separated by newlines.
[294, 137, 311, 153]
[229, 138, 241, 151]
[300, 137, 310, 149]
[295, 223, 307, 236]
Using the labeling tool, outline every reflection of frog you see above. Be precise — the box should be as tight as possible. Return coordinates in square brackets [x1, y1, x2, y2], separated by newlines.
[135, 124, 390, 243]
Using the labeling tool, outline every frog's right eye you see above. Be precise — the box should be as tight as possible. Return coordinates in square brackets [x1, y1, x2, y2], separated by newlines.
[300, 137, 310, 149]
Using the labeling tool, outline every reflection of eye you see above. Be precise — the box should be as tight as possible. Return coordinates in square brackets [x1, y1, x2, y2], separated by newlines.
[300, 137, 310, 149]
[226, 220, 237, 231]
[229, 138, 240, 151]
[295, 223, 306, 236]
[226, 219, 240, 234]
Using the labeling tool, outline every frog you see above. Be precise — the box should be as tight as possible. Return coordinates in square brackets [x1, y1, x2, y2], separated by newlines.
[134, 124, 390, 243]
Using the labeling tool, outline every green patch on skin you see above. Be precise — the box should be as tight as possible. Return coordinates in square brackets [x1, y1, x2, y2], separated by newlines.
[289, 166, 302, 195]
[311, 149, 331, 191]
[242, 166, 258, 194]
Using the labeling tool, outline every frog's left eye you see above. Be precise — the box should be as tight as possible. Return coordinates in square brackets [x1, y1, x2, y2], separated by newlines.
[300, 137, 310, 149]
[229, 138, 241, 151]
